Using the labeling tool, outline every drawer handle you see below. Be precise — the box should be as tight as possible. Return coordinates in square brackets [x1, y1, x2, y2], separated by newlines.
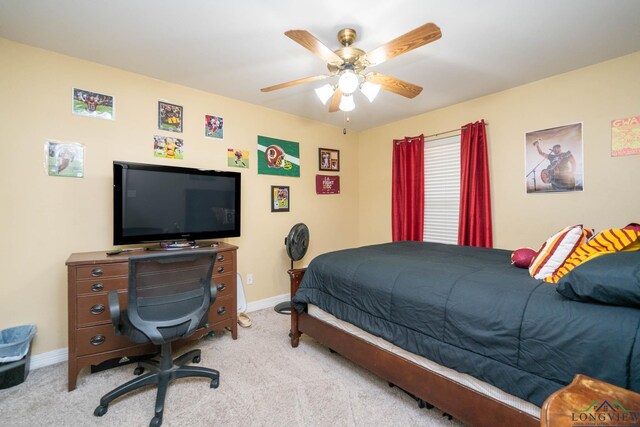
[217, 283, 226, 292]
[217, 254, 225, 262]
[90, 304, 105, 315]
[217, 266, 225, 273]
[217, 307, 226, 316]
[90, 335, 106, 346]
[91, 283, 104, 292]
[91, 268, 103, 277]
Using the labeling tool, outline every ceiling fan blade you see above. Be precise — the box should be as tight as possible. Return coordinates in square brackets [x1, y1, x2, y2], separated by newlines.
[365, 72, 423, 99]
[364, 23, 441, 66]
[261, 75, 330, 92]
[328, 89, 342, 112]
[285, 30, 343, 65]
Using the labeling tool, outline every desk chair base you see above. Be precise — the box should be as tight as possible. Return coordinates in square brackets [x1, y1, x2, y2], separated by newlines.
[94, 342, 219, 427]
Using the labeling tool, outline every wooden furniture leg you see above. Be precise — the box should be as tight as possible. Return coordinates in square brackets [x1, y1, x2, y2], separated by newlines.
[287, 269, 305, 347]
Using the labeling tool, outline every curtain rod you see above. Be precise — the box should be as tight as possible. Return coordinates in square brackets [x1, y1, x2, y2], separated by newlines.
[424, 122, 489, 140]
[395, 122, 490, 144]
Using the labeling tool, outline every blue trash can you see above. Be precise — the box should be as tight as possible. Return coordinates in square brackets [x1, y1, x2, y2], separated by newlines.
[0, 325, 37, 389]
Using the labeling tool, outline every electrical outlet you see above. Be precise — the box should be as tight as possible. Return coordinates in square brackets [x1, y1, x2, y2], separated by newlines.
[246, 274, 254, 285]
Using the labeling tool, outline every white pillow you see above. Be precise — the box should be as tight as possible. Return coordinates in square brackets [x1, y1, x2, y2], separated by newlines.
[529, 225, 591, 280]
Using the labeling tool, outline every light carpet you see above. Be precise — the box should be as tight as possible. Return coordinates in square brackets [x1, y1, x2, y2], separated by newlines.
[0, 308, 464, 426]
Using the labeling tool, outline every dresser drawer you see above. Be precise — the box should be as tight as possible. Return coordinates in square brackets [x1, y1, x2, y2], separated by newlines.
[76, 263, 128, 280]
[214, 251, 234, 264]
[208, 296, 232, 324]
[75, 276, 128, 296]
[77, 292, 127, 326]
[212, 251, 234, 276]
[212, 273, 235, 298]
[76, 324, 136, 356]
[212, 261, 233, 277]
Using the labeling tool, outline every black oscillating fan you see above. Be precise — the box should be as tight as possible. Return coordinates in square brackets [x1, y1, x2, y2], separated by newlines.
[274, 223, 309, 315]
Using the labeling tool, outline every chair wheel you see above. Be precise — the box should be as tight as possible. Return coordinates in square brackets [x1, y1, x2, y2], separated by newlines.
[192, 355, 201, 364]
[94, 405, 108, 417]
[210, 378, 219, 388]
[134, 366, 145, 375]
[150, 415, 162, 427]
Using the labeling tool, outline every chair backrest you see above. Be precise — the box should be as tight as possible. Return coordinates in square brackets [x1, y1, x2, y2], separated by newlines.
[126, 250, 217, 345]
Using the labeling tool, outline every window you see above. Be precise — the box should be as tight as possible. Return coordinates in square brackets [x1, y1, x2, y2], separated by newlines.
[423, 135, 460, 244]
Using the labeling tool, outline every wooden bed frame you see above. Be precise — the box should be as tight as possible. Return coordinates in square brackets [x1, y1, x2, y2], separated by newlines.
[288, 268, 640, 427]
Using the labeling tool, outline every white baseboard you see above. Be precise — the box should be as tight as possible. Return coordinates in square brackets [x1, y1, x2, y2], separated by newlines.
[30, 347, 67, 370]
[30, 293, 291, 370]
[245, 293, 289, 313]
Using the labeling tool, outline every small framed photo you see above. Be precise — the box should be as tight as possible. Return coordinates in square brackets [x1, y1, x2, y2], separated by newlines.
[271, 185, 290, 212]
[158, 101, 183, 133]
[319, 148, 340, 171]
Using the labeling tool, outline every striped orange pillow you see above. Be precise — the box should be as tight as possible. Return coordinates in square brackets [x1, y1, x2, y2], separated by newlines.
[546, 228, 640, 283]
[529, 225, 593, 280]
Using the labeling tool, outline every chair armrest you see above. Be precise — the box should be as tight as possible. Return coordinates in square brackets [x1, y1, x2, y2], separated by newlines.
[107, 291, 122, 335]
[210, 279, 217, 305]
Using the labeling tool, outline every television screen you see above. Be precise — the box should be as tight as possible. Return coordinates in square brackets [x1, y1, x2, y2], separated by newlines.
[113, 162, 241, 245]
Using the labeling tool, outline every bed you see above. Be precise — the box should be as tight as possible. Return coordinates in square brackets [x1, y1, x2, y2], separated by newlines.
[288, 241, 640, 426]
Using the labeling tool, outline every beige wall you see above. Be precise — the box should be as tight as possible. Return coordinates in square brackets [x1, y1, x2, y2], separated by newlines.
[0, 39, 359, 355]
[2, 37, 639, 357]
[358, 52, 640, 250]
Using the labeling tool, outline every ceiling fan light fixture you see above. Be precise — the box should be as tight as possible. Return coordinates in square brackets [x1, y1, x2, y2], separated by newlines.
[361, 81, 381, 102]
[339, 94, 355, 112]
[315, 83, 335, 104]
[338, 69, 359, 95]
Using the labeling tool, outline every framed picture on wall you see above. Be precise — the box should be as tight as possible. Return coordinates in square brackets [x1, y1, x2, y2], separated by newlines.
[319, 148, 340, 171]
[524, 122, 584, 193]
[158, 101, 183, 133]
[271, 185, 290, 212]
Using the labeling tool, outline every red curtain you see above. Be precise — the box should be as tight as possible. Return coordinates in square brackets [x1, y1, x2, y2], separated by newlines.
[392, 135, 424, 241]
[458, 120, 493, 248]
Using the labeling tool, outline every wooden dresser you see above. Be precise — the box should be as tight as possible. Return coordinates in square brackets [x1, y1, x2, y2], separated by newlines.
[66, 243, 238, 391]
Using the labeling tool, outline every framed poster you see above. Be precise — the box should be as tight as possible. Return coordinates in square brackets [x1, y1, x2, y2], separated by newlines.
[319, 148, 340, 171]
[72, 88, 114, 120]
[271, 185, 290, 212]
[316, 175, 340, 194]
[257, 135, 300, 177]
[524, 123, 583, 193]
[158, 101, 183, 133]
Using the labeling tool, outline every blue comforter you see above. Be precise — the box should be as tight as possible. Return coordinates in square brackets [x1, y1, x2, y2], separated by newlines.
[292, 241, 640, 407]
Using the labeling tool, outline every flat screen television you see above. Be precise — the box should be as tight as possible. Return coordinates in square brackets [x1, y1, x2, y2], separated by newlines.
[113, 161, 241, 245]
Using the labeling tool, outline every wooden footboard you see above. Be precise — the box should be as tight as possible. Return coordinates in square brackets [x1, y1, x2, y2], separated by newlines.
[288, 268, 536, 426]
[287, 268, 640, 427]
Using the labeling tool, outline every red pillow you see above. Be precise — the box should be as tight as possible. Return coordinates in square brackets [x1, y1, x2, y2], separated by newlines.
[511, 248, 536, 268]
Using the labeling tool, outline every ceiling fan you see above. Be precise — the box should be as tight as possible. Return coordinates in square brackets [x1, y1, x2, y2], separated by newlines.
[260, 23, 442, 112]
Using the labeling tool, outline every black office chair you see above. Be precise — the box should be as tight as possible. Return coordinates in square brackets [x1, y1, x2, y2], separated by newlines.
[94, 250, 220, 427]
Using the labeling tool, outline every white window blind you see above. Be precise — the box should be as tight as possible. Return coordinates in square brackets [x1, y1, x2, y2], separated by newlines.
[423, 135, 461, 244]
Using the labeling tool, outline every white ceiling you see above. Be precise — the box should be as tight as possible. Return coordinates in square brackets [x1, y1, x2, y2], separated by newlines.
[1, 0, 639, 131]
